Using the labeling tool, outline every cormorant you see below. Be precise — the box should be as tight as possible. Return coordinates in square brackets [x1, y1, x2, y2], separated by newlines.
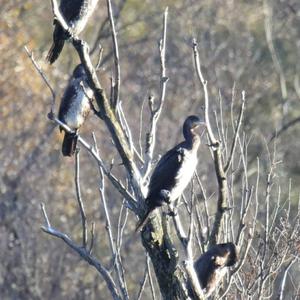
[58, 64, 93, 156]
[136, 115, 206, 231]
[194, 243, 238, 296]
[47, 0, 98, 64]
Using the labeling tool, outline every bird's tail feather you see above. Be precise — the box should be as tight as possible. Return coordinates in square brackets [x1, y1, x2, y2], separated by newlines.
[46, 39, 65, 64]
[135, 209, 154, 233]
[62, 132, 78, 157]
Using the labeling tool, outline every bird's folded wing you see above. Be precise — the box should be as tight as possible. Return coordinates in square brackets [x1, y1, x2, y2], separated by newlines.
[148, 144, 185, 194]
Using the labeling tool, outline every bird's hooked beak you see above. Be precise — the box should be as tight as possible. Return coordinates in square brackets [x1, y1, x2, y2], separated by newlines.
[192, 118, 206, 134]
[195, 120, 206, 128]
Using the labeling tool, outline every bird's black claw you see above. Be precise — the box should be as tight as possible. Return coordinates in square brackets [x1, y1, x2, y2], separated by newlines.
[167, 210, 176, 217]
[48, 111, 55, 120]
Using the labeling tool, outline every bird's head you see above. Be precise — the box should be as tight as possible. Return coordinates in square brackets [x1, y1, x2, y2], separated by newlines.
[215, 243, 238, 267]
[73, 64, 87, 79]
[183, 115, 206, 140]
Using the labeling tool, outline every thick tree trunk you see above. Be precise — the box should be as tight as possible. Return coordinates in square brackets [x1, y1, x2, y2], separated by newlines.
[141, 214, 191, 300]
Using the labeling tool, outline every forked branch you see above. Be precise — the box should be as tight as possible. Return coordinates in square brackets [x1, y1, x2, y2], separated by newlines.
[192, 39, 227, 246]
[49, 0, 142, 191]
[40, 204, 122, 300]
[143, 8, 169, 179]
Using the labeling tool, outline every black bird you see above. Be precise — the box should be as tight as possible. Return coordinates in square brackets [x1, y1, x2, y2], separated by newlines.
[47, 0, 98, 64]
[136, 115, 206, 231]
[58, 64, 93, 156]
[194, 243, 238, 296]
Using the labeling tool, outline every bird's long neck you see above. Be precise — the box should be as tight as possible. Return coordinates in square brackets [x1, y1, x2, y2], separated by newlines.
[183, 129, 200, 150]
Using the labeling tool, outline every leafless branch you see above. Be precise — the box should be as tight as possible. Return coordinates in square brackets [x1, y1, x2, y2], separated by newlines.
[74, 150, 88, 248]
[138, 97, 147, 156]
[278, 258, 298, 300]
[57, 117, 138, 210]
[40, 203, 51, 228]
[143, 8, 169, 179]
[49, 0, 142, 194]
[106, 0, 121, 108]
[116, 200, 129, 257]
[116, 101, 144, 164]
[90, 0, 127, 55]
[172, 210, 188, 247]
[93, 133, 129, 300]
[136, 256, 149, 300]
[224, 91, 246, 173]
[192, 39, 228, 247]
[171, 198, 204, 299]
[194, 171, 210, 243]
[89, 222, 95, 254]
[25, 42, 139, 210]
[192, 39, 217, 146]
[263, 0, 287, 100]
[25, 2, 300, 299]
[95, 44, 104, 70]
[269, 116, 300, 142]
[40, 204, 122, 300]
[147, 254, 157, 300]
[184, 222, 204, 299]
[61, 115, 138, 208]
[24, 46, 56, 113]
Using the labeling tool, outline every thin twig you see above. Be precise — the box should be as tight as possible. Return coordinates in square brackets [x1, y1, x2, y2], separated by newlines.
[73, 121, 139, 209]
[192, 39, 227, 247]
[40, 203, 121, 300]
[172, 207, 188, 247]
[269, 116, 300, 142]
[136, 259, 149, 300]
[74, 150, 88, 248]
[93, 133, 130, 300]
[184, 196, 205, 300]
[138, 96, 147, 156]
[224, 91, 246, 173]
[40, 203, 51, 228]
[24, 46, 56, 113]
[170, 196, 204, 299]
[106, 0, 121, 108]
[143, 8, 169, 179]
[278, 258, 297, 300]
[43, 228, 121, 299]
[117, 101, 144, 163]
[194, 171, 210, 238]
[91, 0, 127, 55]
[147, 254, 157, 300]
[95, 44, 104, 70]
[117, 200, 129, 257]
[192, 39, 217, 146]
[263, 0, 287, 100]
[89, 222, 95, 254]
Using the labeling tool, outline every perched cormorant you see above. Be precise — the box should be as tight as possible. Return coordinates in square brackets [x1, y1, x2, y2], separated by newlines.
[47, 0, 98, 64]
[136, 115, 206, 231]
[194, 243, 238, 296]
[58, 64, 93, 156]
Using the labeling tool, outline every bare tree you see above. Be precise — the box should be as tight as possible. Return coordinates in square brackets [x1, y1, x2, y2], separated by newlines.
[21, 1, 299, 299]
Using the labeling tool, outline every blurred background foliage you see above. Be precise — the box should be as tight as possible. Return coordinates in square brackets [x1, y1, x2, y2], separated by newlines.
[0, 0, 299, 299]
